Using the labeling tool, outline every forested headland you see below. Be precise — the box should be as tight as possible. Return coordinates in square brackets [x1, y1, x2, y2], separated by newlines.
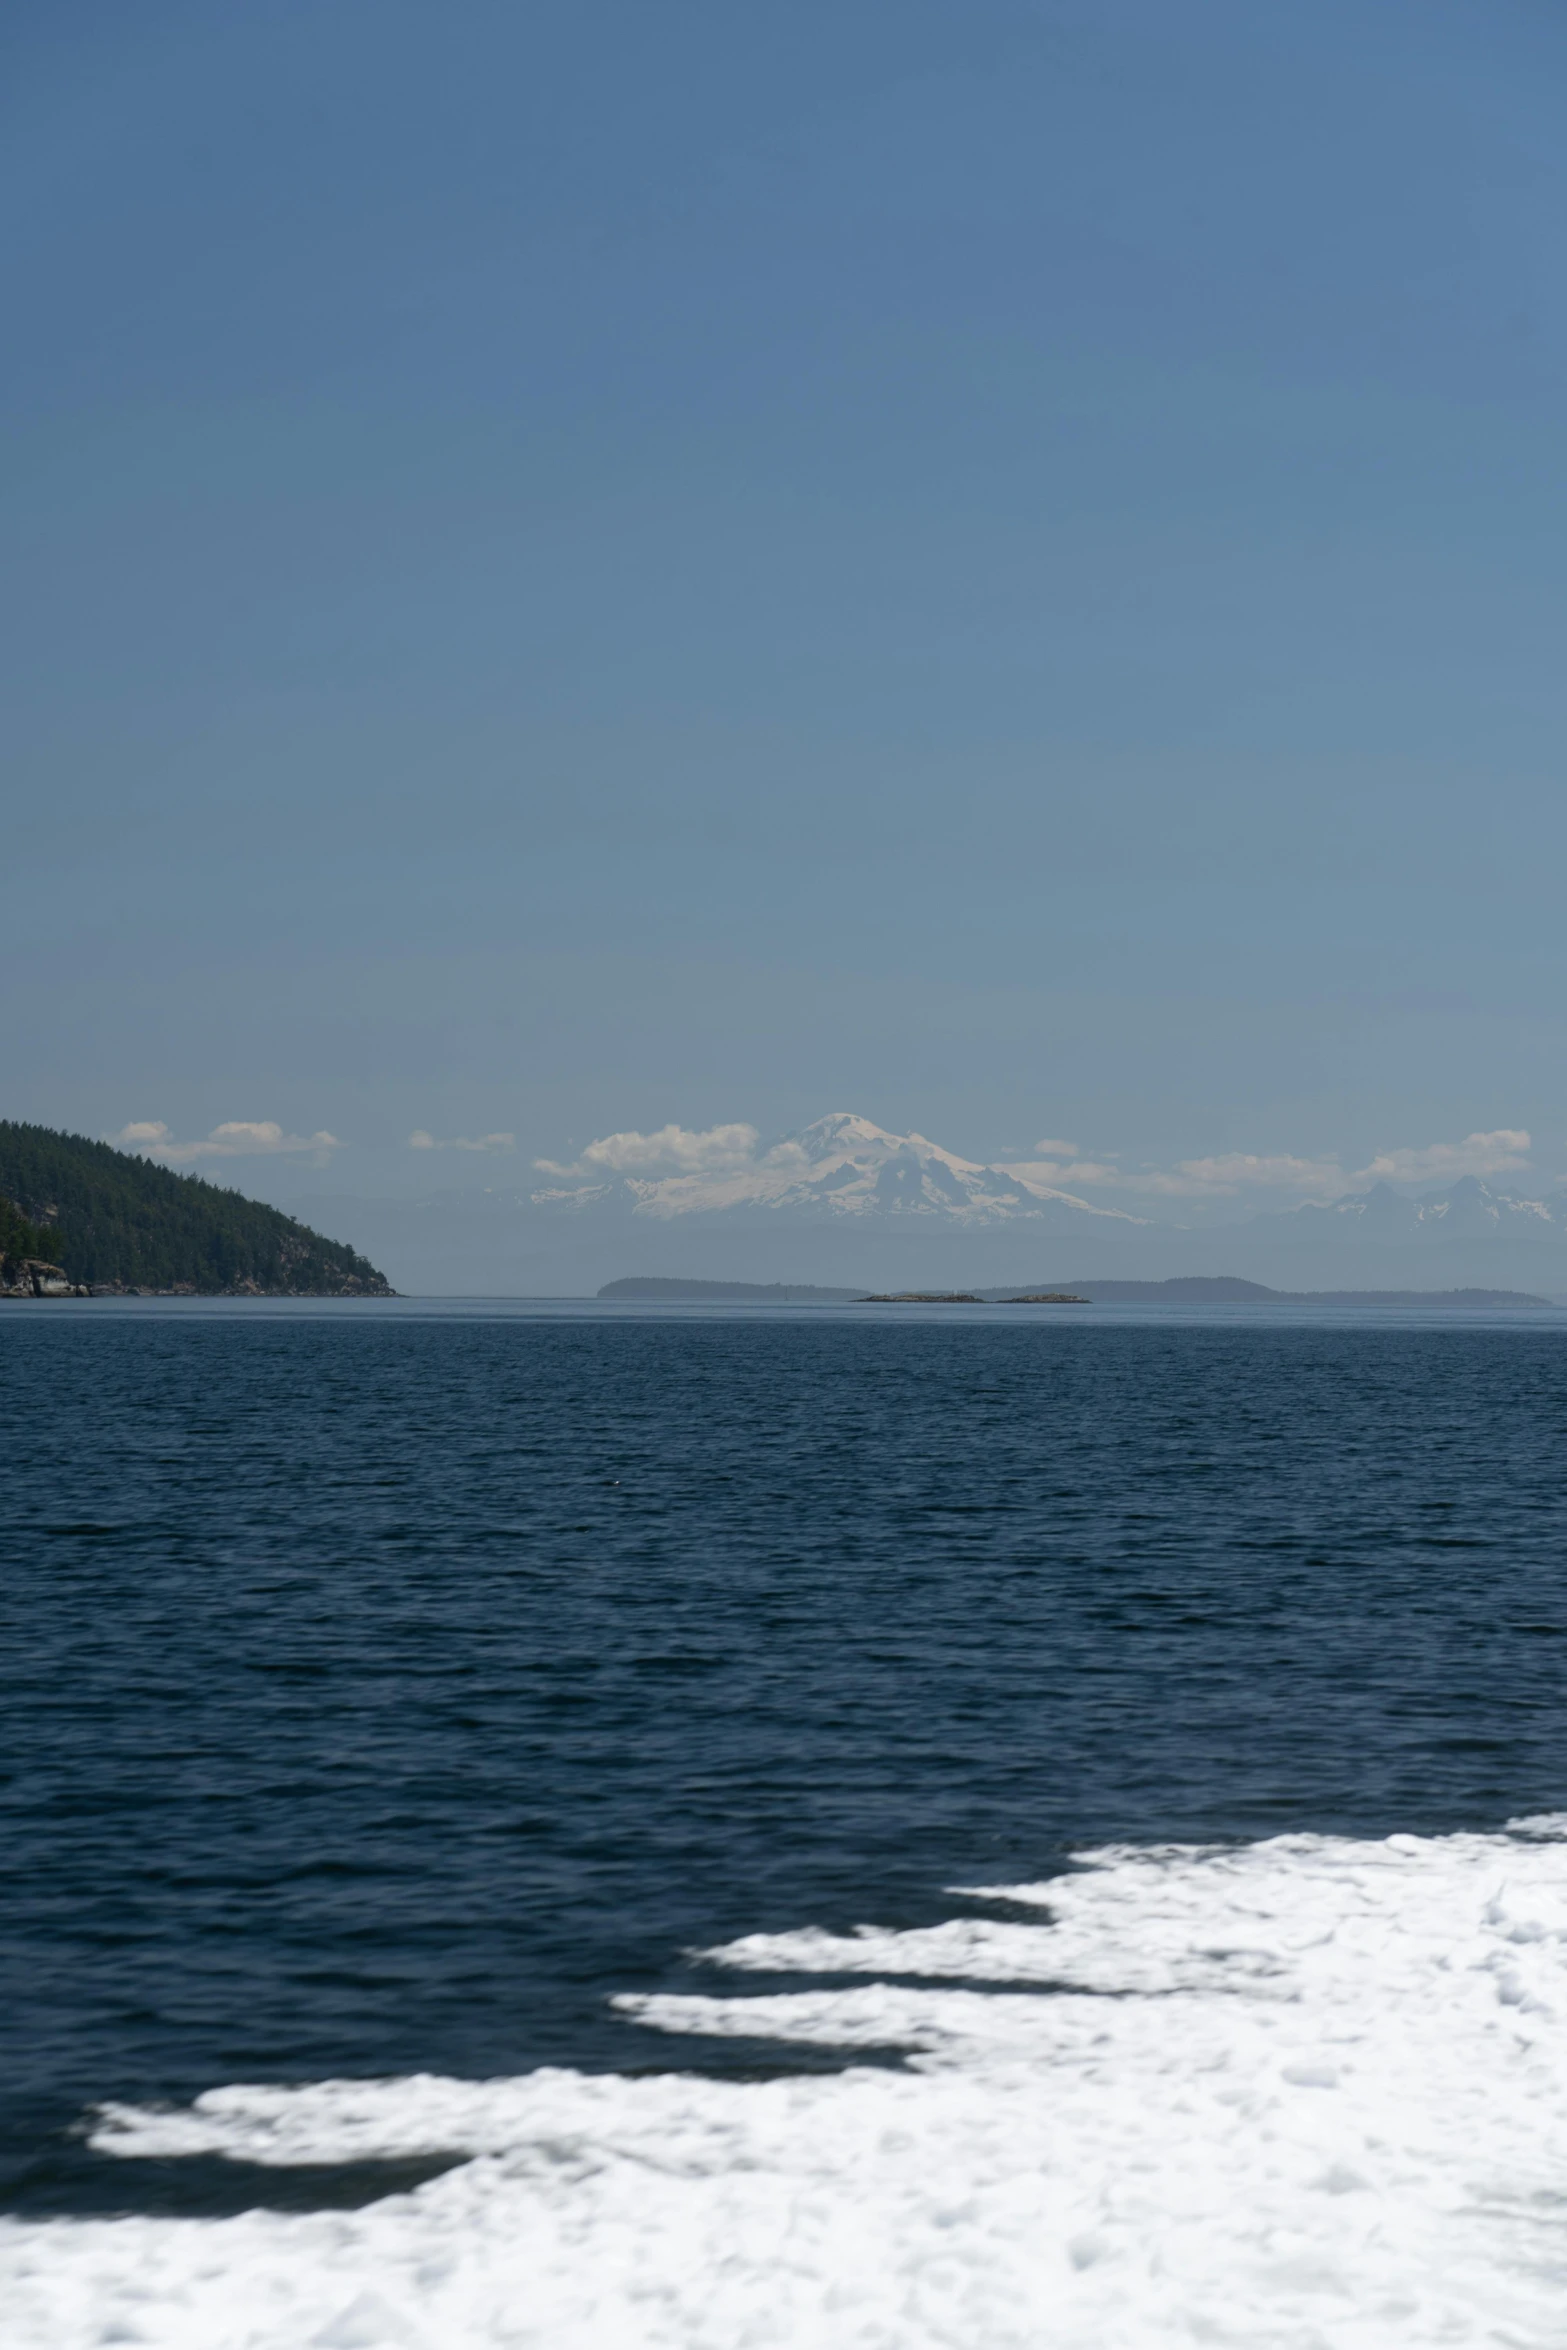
[0, 1122, 393, 1295]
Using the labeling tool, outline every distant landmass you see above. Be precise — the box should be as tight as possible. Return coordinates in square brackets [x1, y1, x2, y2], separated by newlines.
[599, 1273, 1553, 1308]
[278, 1114, 1567, 1297]
[598, 1277, 860, 1301]
[982, 1277, 1555, 1305]
[450, 1113, 1567, 1300]
[0, 1121, 393, 1296]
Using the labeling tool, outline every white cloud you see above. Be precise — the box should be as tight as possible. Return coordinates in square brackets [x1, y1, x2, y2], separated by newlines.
[111, 1120, 341, 1165]
[1007, 1132, 1534, 1204]
[1354, 1129, 1531, 1184]
[408, 1130, 515, 1154]
[1141, 1153, 1348, 1200]
[536, 1122, 761, 1178]
[529, 1113, 1539, 1215]
[1002, 1157, 1122, 1190]
[1001, 1139, 1123, 1190]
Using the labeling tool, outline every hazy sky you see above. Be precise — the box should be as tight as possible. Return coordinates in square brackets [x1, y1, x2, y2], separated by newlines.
[9, 0, 1567, 1206]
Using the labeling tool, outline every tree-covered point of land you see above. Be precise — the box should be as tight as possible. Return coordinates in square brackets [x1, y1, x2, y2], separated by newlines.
[0, 1192, 56, 1281]
[0, 1122, 393, 1294]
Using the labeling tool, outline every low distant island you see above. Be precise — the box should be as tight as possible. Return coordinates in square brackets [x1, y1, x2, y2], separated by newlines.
[0, 1121, 393, 1297]
[597, 1273, 1554, 1309]
[1000, 1277, 1554, 1307]
[859, 1291, 1090, 1304]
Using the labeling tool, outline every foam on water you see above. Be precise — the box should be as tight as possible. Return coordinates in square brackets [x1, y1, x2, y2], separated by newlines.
[9, 1821, 1567, 2348]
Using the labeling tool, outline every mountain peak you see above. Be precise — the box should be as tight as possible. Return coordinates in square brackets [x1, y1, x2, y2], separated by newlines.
[533, 1113, 1147, 1229]
[793, 1113, 908, 1162]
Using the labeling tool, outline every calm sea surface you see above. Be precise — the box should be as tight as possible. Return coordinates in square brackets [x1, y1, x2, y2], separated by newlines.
[4, 1300, 1567, 2227]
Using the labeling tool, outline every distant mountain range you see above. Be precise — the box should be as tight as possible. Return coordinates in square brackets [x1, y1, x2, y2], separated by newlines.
[532, 1113, 1146, 1231]
[533, 1116, 1567, 1248]
[599, 1275, 1553, 1308]
[1274, 1175, 1567, 1243]
[280, 1117, 1567, 1297]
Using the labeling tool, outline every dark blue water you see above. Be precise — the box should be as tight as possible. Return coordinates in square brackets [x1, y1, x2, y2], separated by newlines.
[4, 1304, 1567, 2216]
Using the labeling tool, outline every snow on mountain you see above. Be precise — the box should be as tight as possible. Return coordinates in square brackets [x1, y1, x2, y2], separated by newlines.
[532, 1114, 1148, 1228]
[1285, 1176, 1567, 1241]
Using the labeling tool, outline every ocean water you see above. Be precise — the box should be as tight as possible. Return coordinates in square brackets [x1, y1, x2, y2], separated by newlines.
[4, 1298, 1567, 2346]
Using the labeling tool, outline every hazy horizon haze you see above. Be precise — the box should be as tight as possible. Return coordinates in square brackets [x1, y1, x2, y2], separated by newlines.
[7, 0, 1567, 1209]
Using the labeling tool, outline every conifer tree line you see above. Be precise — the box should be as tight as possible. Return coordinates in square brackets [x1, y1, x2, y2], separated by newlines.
[0, 1122, 391, 1293]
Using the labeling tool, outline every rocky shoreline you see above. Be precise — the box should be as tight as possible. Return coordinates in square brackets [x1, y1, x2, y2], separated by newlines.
[2, 1259, 394, 1299]
[1, 1259, 89, 1297]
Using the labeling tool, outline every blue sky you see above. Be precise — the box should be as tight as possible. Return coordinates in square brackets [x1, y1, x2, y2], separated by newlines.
[8, 0, 1567, 1209]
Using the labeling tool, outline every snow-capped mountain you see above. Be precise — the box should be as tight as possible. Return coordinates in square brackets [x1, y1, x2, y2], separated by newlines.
[1282, 1176, 1567, 1242]
[302, 1152, 1567, 1295]
[532, 1113, 1147, 1229]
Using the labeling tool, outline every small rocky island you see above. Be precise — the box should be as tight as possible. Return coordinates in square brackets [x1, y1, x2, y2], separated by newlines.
[0, 1120, 393, 1297]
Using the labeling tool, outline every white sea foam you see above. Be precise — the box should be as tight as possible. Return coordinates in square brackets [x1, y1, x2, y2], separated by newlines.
[10, 1822, 1567, 2347]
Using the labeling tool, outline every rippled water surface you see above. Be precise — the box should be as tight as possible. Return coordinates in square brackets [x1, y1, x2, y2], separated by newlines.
[4, 1301, 1567, 2234]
